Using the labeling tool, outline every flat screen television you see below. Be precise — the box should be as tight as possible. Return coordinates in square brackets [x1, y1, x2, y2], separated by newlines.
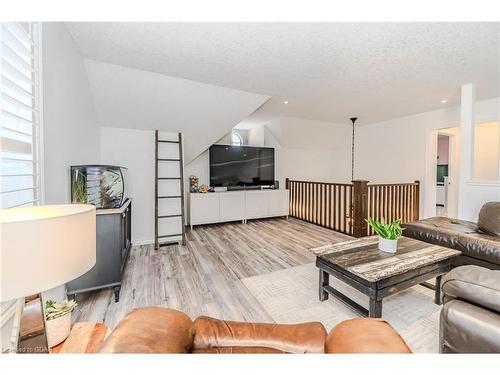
[209, 145, 275, 188]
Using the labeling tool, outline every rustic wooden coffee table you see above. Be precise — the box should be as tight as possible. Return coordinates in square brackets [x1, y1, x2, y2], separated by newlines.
[313, 236, 461, 318]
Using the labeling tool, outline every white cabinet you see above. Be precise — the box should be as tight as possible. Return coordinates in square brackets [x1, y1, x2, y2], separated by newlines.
[189, 190, 289, 227]
[267, 190, 289, 217]
[245, 191, 269, 219]
[219, 191, 245, 222]
[190, 193, 220, 225]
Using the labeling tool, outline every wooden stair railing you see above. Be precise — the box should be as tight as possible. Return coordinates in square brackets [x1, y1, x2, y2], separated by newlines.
[286, 179, 420, 237]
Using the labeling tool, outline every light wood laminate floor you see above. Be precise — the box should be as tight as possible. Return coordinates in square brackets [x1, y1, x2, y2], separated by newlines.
[72, 218, 352, 328]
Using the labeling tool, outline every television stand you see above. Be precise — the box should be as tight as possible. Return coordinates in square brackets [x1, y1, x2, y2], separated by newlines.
[226, 185, 271, 191]
[189, 189, 289, 229]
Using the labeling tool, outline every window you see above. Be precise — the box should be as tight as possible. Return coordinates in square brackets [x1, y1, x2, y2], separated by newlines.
[1, 22, 43, 208]
[231, 131, 243, 146]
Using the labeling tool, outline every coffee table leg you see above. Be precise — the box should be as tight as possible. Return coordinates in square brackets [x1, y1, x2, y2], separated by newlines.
[369, 298, 382, 318]
[319, 269, 329, 301]
[435, 275, 442, 305]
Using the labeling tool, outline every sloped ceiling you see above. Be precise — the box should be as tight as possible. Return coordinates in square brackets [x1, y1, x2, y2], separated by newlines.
[68, 22, 500, 125]
[84, 59, 270, 163]
[264, 117, 350, 150]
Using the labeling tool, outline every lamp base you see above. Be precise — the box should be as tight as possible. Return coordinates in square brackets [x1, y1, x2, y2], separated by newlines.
[16, 294, 49, 353]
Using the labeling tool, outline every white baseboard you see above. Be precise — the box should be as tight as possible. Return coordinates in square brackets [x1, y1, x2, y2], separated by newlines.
[132, 236, 183, 247]
[131, 238, 155, 246]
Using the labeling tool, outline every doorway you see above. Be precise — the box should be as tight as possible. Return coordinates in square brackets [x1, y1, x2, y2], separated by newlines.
[436, 134, 450, 216]
[424, 128, 459, 218]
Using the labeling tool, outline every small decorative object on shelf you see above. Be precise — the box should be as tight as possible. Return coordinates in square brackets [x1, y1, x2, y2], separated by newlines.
[189, 175, 199, 193]
[365, 218, 404, 253]
[44, 299, 77, 348]
[199, 184, 209, 193]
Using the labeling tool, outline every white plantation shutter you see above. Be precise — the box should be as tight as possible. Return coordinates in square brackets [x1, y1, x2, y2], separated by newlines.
[0, 22, 43, 208]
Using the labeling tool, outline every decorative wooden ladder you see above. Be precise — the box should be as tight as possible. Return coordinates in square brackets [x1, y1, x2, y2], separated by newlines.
[154, 131, 186, 248]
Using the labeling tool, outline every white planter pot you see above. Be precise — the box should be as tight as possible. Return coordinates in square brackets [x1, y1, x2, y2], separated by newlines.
[378, 236, 398, 253]
[45, 312, 71, 348]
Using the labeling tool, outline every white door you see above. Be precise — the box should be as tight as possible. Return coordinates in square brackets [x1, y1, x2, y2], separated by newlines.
[267, 190, 289, 217]
[245, 191, 268, 219]
[219, 192, 245, 222]
[190, 194, 220, 225]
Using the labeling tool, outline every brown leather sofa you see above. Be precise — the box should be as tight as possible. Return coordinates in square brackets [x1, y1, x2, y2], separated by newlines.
[403, 202, 500, 270]
[440, 265, 500, 353]
[97, 307, 411, 354]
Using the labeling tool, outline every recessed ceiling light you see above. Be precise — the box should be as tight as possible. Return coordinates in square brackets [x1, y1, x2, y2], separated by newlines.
[283, 100, 289, 105]
[441, 99, 447, 104]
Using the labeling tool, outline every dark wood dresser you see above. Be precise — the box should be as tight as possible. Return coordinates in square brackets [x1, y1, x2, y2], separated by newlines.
[67, 199, 132, 302]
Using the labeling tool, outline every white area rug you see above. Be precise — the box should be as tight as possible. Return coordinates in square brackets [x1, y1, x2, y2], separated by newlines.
[242, 262, 441, 353]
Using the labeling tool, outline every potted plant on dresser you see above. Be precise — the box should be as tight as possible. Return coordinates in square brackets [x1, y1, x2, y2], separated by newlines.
[366, 218, 404, 253]
[44, 299, 77, 348]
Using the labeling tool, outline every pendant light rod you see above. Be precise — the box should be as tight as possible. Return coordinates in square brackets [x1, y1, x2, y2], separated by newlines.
[350, 117, 357, 182]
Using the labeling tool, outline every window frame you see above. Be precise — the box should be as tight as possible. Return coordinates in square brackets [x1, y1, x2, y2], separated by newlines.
[0, 22, 44, 208]
[231, 131, 243, 146]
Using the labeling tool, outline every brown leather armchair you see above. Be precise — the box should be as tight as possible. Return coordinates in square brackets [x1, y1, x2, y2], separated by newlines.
[440, 265, 500, 353]
[98, 307, 411, 354]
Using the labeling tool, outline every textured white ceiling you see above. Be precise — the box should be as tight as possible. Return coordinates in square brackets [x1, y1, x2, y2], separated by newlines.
[66, 22, 500, 125]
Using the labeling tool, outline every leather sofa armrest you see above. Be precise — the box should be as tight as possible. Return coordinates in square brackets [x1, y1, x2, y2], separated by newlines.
[193, 316, 327, 353]
[98, 307, 195, 353]
[325, 318, 411, 353]
[441, 265, 500, 313]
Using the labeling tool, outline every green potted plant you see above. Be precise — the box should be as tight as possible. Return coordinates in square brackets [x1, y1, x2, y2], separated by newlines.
[44, 299, 77, 348]
[365, 218, 404, 253]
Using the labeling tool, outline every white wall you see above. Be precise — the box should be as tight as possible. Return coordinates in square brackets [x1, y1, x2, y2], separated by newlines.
[264, 117, 350, 187]
[244, 97, 499, 220]
[42, 23, 100, 204]
[39, 22, 101, 309]
[186, 117, 349, 191]
[473, 121, 500, 181]
[100, 127, 183, 245]
[263, 124, 339, 188]
[2, 22, 100, 349]
[100, 127, 153, 244]
[328, 97, 500, 218]
[248, 125, 265, 146]
[85, 59, 269, 164]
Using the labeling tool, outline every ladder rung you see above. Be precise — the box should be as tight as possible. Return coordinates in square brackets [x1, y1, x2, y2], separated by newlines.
[158, 177, 181, 180]
[157, 158, 180, 162]
[158, 196, 182, 199]
[158, 233, 183, 238]
[158, 140, 179, 144]
[158, 214, 182, 218]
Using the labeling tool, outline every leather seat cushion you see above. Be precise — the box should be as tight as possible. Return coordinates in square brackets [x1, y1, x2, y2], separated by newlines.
[193, 346, 286, 354]
[325, 318, 411, 353]
[441, 265, 500, 313]
[403, 217, 500, 265]
[478, 201, 500, 237]
[98, 307, 195, 353]
[193, 316, 327, 354]
[440, 299, 500, 353]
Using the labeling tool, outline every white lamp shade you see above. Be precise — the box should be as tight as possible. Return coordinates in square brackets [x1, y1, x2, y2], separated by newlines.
[1, 204, 96, 302]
